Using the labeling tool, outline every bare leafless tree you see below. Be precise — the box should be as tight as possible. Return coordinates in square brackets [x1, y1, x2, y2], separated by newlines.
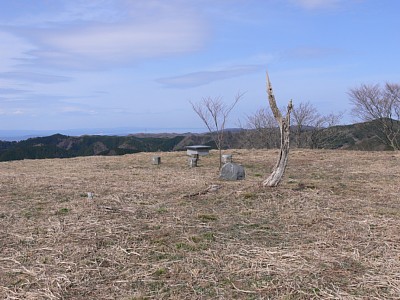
[241, 108, 280, 149]
[263, 73, 293, 187]
[292, 101, 320, 148]
[308, 112, 343, 149]
[190, 93, 244, 168]
[348, 83, 400, 150]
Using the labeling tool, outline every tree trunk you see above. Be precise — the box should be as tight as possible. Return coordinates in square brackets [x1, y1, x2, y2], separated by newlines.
[263, 73, 293, 187]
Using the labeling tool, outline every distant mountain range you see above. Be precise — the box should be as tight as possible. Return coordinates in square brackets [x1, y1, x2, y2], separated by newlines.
[0, 120, 398, 161]
[0, 127, 205, 141]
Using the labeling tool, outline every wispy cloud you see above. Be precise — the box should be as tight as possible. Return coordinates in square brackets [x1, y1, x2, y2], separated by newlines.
[0, 71, 72, 83]
[60, 105, 98, 115]
[0, 88, 29, 94]
[0, 31, 35, 70]
[0, 108, 26, 116]
[0, 93, 102, 117]
[157, 65, 263, 88]
[29, 21, 205, 68]
[0, 0, 130, 27]
[3, 1, 208, 70]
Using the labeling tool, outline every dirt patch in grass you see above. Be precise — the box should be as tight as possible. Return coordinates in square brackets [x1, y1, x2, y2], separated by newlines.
[0, 149, 399, 299]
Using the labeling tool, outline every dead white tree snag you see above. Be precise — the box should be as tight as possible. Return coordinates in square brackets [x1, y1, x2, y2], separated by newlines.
[263, 73, 293, 187]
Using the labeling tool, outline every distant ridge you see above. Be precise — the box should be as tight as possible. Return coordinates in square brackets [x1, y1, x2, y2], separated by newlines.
[314, 118, 400, 150]
[0, 120, 398, 161]
[0, 134, 188, 162]
[0, 127, 206, 142]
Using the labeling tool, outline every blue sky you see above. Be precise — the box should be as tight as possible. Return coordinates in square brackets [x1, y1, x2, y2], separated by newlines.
[0, 0, 399, 133]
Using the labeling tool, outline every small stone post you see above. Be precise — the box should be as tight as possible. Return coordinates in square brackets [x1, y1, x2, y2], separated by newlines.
[189, 157, 198, 167]
[152, 156, 161, 165]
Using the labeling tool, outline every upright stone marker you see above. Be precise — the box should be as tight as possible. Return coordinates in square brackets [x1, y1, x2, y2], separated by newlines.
[189, 157, 198, 168]
[152, 156, 161, 165]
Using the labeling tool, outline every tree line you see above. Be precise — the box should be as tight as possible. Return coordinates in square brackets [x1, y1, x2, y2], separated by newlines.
[191, 81, 400, 153]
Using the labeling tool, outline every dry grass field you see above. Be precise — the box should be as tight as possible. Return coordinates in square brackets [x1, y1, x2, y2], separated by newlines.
[0, 149, 399, 299]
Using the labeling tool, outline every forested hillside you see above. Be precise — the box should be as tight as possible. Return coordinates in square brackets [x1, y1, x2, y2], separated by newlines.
[0, 134, 186, 162]
[0, 119, 399, 162]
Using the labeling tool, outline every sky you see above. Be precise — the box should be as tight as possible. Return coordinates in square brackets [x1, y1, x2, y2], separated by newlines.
[0, 0, 399, 134]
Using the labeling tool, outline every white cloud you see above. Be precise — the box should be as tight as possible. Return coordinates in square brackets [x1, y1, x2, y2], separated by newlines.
[36, 19, 206, 63]
[0, 108, 27, 116]
[4, 1, 208, 69]
[12, 110, 24, 115]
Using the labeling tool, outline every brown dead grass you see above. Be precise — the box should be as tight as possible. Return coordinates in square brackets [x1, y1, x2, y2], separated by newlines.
[0, 149, 399, 299]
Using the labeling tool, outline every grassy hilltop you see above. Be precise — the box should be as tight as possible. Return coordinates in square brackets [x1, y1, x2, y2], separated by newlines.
[0, 149, 399, 299]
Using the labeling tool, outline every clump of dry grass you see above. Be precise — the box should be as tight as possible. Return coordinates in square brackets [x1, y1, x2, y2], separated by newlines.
[0, 149, 399, 299]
